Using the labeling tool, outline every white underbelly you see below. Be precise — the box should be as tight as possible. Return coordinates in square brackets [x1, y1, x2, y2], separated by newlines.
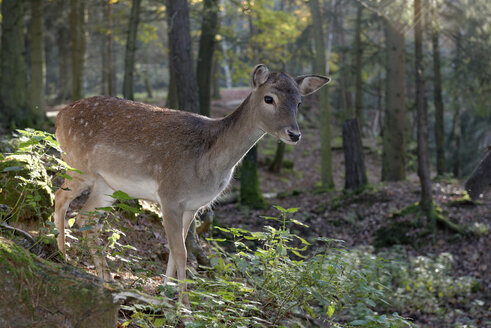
[100, 172, 159, 202]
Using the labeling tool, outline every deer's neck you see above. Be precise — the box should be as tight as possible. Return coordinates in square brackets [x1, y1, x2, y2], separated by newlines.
[208, 94, 265, 172]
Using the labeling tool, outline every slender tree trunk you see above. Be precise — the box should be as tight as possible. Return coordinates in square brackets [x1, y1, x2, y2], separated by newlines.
[269, 142, 286, 173]
[451, 33, 462, 178]
[166, 66, 178, 109]
[382, 19, 406, 181]
[69, 0, 85, 101]
[0, 0, 28, 128]
[431, 2, 445, 176]
[310, 0, 334, 189]
[414, 0, 433, 215]
[211, 55, 221, 99]
[57, 3, 72, 103]
[142, 70, 153, 99]
[334, 2, 352, 119]
[29, 0, 46, 122]
[240, 146, 265, 208]
[354, 1, 363, 124]
[451, 106, 462, 177]
[103, 1, 116, 96]
[343, 118, 367, 190]
[240, 1, 265, 208]
[166, 0, 199, 113]
[197, 0, 219, 117]
[123, 0, 141, 100]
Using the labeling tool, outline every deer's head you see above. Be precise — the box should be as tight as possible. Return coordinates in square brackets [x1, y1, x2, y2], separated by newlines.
[249, 64, 330, 144]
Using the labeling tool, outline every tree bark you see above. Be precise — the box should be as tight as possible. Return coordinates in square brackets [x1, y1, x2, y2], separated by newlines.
[431, 2, 446, 176]
[382, 19, 406, 181]
[103, 1, 116, 96]
[310, 0, 334, 189]
[166, 0, 199, 113]
[123, 0, 141, 100]
[240, 146, 266, 209]
[29, 0, 46, 122]
[197, 0, 220, 117]
[465, 151, 491, 201]
[56, 1, 72, 102]
[343, 118, 368, 190]
[354, 1, 363, 124]
[451, 33, 462, 178]
[69, 0, 85, 101]
[0, 0, 29, 128]
[414, 0, 433, 215]
[269, 142, 286, 173]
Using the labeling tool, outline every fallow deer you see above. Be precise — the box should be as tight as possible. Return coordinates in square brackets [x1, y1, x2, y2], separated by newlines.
[54, 64, 329, 303]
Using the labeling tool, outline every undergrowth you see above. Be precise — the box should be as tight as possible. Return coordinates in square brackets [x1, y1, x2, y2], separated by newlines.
[1, 129, 484, 328]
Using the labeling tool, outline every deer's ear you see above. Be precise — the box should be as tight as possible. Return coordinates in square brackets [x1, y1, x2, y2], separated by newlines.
[295, 75, 330, 96]
[250, 64, 270, 89]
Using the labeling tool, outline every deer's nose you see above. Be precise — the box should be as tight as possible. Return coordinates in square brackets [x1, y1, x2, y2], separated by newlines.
[287, 130, 301, 142]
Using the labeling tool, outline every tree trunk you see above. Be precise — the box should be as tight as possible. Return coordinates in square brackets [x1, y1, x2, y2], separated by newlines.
[211, 55, 221, 99]
[104, 1, 116, 96]
[240, 146, 266, 209]
[334, 2, 352, 119]
[0, 0, 29, 128]
[0, 236, 119, 327]
[29, 0, 46, 122]
[414, 0, 433, 215]
[382, 19, 406, 181]
[310, 0, 334, 189]
[197, 0, 219, 117]
[166, 0, 199, 113]
[69, 0, 85, 101]
[240, 1, 264, 207]
[57, 9, 72, 102]
[354, 1, 363, 124]
[166, 65, 178, 109]
[142, 69, 153, 99]
[451, 33, 462, 178]
[343, 118, 368, 190]
[123, 0, 141, 101]
[269, 142, 286, 173]
[431, 2, 445, 176]
[465, 151, 491, 201]
[451, 106, 462, 177]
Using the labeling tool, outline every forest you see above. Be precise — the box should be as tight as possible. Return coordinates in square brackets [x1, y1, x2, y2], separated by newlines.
[0, 0, 489, 327]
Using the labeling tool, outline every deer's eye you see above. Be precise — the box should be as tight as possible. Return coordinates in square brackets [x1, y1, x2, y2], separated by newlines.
[264, 96, 274, 104]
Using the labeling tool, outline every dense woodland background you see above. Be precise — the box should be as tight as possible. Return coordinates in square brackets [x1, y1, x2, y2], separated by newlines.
[0, 0, 489, 327]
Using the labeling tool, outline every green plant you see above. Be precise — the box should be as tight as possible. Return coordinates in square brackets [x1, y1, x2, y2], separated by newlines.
[0, 129, 76, 223]
[120, 206, 414, 327]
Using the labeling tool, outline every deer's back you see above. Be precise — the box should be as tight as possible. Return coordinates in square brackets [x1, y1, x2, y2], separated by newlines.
[55, 96, 218, 188]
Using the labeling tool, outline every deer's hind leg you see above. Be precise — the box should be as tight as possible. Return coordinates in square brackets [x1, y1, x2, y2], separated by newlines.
[54, 173, 94, 255]
[76, 176, 116, 281]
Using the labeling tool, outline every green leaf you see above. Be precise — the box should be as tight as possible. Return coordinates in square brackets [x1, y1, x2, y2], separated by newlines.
[68, 218, 76, 228]
[290, 218, 309, 227]
[327, 303, 335, 318]
[79, 225, 93, 232]
[109, 190, 134, 200]
[365, 298, 376, 307]
[117, 202, 143, 214]
[2, 166, 24, 172]
[286, 207, 299, 213]
[350, 320, 367, 326]
[273, 205, 287, 212]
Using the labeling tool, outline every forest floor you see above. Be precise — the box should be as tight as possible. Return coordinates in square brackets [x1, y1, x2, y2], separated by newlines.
[44, 90, 489, 327]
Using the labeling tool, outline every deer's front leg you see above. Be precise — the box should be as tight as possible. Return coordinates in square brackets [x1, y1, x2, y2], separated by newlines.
[162, 206, 193, 305]
[164, 210, 196, 283]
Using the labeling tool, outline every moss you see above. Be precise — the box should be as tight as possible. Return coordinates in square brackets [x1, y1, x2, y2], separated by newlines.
[374, 220, 418, 248]
[0, 237, 119, 327]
